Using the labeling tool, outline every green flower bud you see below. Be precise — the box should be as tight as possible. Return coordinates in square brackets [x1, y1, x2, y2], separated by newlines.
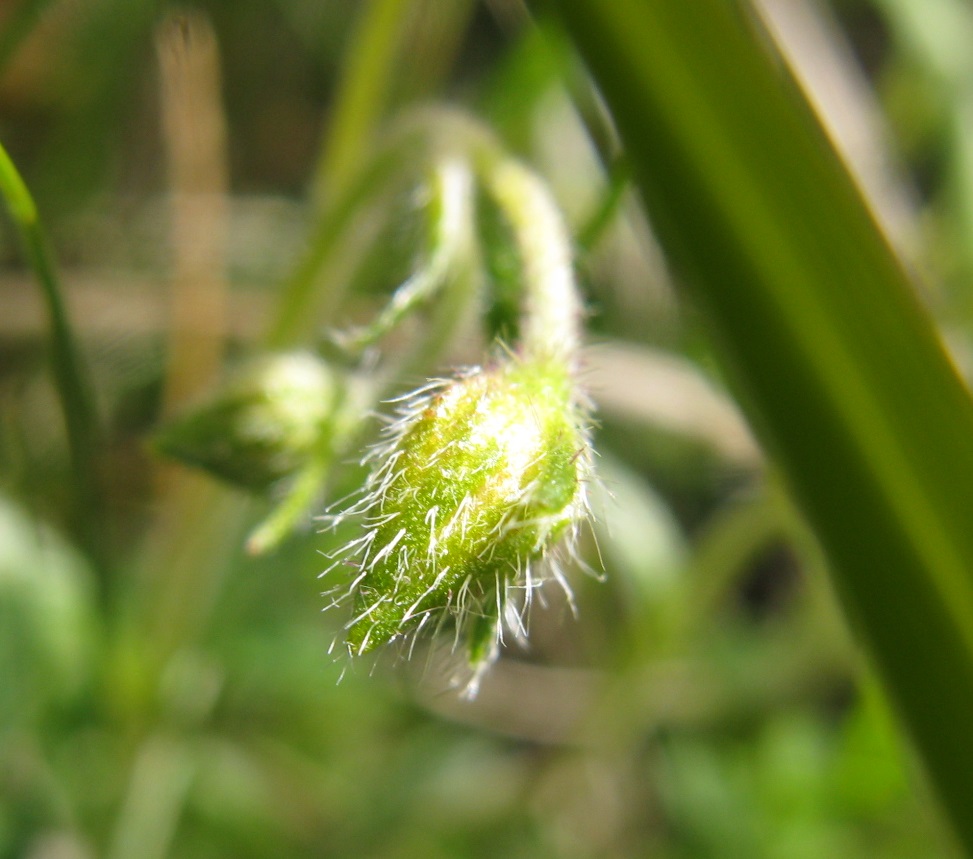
[327, 357, 591, 668]
[154, 352, 341, 491]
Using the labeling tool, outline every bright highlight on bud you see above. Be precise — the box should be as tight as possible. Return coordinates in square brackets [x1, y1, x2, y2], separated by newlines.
[325, 358, 591, 676]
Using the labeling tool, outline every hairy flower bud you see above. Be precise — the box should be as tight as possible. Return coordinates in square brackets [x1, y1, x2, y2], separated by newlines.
[155, 352, 341, 491]
[327, 358, 590, 664]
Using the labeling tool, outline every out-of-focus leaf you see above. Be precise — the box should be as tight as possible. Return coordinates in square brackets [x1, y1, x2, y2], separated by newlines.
[0, 495, 97, 725]
[589, 454, 686, 610]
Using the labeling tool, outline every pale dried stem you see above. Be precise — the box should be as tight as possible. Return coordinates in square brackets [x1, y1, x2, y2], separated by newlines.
[156, 11, 230, 413]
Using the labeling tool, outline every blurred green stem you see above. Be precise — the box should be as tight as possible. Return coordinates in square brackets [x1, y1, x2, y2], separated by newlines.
[330, 157, 475, 357]
[311, 0, 412, 206]
[265, 137, 412, 348]
[682, 489, 782, 635]
[575, 158, 629, 253]
[267, 108, 491, 350]
[108, 735, 195, 859]
[0, 140, 105, 569]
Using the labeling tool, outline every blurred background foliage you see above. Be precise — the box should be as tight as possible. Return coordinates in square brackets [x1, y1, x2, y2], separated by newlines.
[0, 0, 969, 856]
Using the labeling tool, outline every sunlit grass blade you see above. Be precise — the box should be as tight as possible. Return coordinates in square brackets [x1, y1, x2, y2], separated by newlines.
[551, 0, 973, 849]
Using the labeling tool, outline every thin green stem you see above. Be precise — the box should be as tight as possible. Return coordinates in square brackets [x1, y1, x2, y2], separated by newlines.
[244, 456, 330, 556]
[331, 157, 475, 356]
[311, 0, 412, 206]
[107, 734, 195, 859]
[266, 108, 490, 350]
[575, 158, 629, 253]
[264, 142, 410, 348]
[0, 140, 105, 563]
[397, 169, 479, 380]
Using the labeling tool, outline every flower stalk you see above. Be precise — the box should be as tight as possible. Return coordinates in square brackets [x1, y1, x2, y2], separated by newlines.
[484, 157, 582, 365]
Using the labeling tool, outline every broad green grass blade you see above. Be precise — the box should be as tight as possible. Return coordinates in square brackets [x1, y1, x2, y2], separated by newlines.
[551, 0, 973, 849]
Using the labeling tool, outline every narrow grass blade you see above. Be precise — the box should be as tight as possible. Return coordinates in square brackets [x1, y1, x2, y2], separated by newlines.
[0, 140, 104, 565]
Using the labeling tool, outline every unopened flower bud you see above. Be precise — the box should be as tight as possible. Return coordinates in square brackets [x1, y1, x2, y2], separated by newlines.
[329, 358, 590, 661]
[155, 352, 341, 491]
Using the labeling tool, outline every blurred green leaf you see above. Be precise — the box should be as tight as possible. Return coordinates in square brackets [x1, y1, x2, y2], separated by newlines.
[590, 454, 686, 610]
[0, 495, 97, 726]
